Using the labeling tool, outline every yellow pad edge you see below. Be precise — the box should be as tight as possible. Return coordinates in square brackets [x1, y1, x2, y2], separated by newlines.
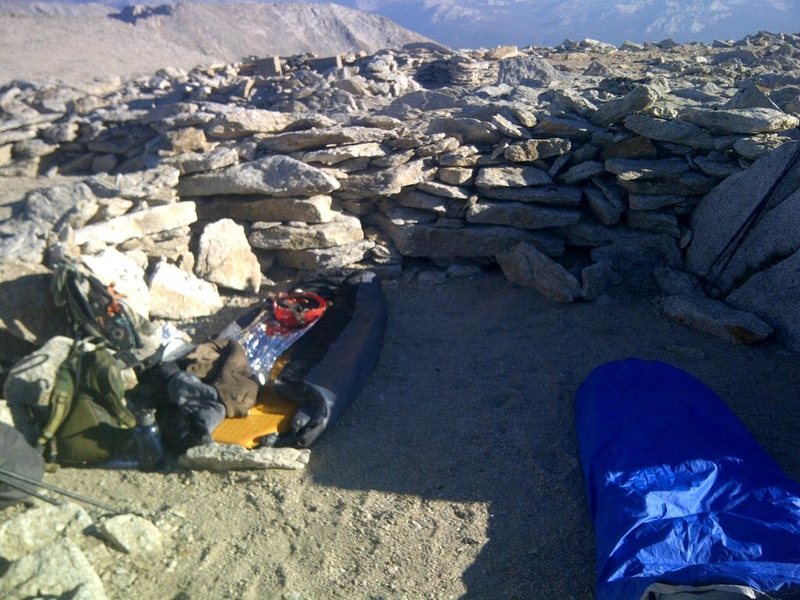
[212, 387, 297, 449]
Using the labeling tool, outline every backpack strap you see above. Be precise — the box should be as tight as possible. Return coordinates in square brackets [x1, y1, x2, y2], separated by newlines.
[36, 339, 85, 451]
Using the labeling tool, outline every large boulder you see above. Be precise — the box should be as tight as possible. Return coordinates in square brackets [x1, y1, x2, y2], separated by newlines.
[686, 141, 800, 290]
[195, 219, 262, 293]
[727, 249, 800, 352]
[147, 261, 223, 319]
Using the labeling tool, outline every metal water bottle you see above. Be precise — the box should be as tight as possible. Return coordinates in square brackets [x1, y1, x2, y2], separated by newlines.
[134, 409, 164, 472]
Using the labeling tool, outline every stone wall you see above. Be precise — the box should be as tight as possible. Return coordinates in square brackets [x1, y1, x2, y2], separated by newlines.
[2, 33, 800, 350]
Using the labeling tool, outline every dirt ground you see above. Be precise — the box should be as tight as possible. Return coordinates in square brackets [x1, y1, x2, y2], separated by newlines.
[26, 270, 800, 600]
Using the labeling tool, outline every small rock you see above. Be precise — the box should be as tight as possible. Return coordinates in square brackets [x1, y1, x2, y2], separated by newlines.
[659, 294, 773, 344]
[95, 514, 163, 555]
[0, 538, 107, 600]
[179, 443, 311, 471]
[496, 242, 581, 303]
[0, 503, 92, 562]
[195, 219, 262, 292]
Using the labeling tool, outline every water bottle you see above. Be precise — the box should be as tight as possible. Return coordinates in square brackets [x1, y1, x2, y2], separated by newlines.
[134, 409, 164, 472]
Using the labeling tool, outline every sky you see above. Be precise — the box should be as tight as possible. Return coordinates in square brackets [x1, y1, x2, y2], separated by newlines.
[41, 0, 800, 48]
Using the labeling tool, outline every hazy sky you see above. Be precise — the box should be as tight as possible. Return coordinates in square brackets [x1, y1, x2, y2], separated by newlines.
[50, 0, 800, 47]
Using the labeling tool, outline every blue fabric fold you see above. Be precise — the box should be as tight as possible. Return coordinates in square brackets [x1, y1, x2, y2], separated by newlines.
[576, 359, 800, 599]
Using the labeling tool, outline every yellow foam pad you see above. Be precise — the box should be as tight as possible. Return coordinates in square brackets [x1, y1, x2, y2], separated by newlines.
[212, 388, 298, 449]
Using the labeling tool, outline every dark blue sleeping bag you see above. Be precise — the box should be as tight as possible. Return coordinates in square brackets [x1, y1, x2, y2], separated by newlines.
[576, 359, 800, 600]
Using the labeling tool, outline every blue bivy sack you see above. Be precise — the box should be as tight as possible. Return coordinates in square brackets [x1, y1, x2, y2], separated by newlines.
[576, 359, 800, 600]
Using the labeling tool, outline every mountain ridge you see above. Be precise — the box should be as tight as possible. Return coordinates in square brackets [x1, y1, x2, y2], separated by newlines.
[0, 1, 431, 86]
[8, 0, 798, 48]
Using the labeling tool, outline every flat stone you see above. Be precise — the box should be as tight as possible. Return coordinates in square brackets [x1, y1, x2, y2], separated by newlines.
[659, 294, 773, 345]
[95, 514, 163, 555]
[496, 243, 581, 303]
[415, 136, 461, 158]
[437, 145, 482, 167]
[0, 538, 107, 600]
[467, 201, 581, 229]
[615, 171, 718, 196]
[164, 127, 211, 154]
[374, 214, 564, 258]
[628, 209, 680, 238]
[604, 157, 689, 181]
[504, 138, 571, 162]
[195, 219, 262, 292]
[600, 135, 658, 160]
[74, 202, 197, 247]
[475, 166, 552, 187]
[397, 189, 463, 217]
[557, 161, 605, 185]
[733, 135, 789, 159]
[195, 194, 334, 224]
[623, 113, 717, 150]
[249, 213, 363, 250]
[0, 503, 92, 561]
[118, 227, 193, 266]
[416, 181, 471, 200]
[164, 147, 239, 175]
[438, 167, 473, 185]
[87, 165, 181, 203]
[532, 116, 602, 141]
[628, 193, 686, 211]
[147, 260, 223, 319]
[678, 107, 799, 134]
[275, 239, 375, 270]
[591, 85, 660, 127]
[427, 117, 503, 144]
[372, 148, 414, 168]
[178, 156, 340, 197]
[257, 126, 388, 153]
[302, 142, 386, 165]
[205, 107, 297, 138]
[727, 249, 800, 352]
[179, 443, 311, 470]
[479, 185, 583, 207]
[584, 183, 625, 226]
[337, 160, 433, 199]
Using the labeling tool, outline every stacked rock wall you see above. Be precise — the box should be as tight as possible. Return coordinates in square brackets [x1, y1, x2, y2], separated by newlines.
[2, 33, 800, 350]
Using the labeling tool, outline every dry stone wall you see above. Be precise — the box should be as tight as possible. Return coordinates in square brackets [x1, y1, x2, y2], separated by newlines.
[2, 32, 800, 350]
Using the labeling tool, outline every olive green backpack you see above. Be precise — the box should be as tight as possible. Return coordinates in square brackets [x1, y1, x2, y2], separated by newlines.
[37, 340, 137, 465]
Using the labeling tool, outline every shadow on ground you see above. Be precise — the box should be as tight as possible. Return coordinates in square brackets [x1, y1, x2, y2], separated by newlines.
[308, 272, 800, 599]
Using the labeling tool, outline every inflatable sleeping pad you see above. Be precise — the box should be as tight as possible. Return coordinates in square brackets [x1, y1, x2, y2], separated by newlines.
[215, 270, 387, 448]
[576, 358, 800, 600]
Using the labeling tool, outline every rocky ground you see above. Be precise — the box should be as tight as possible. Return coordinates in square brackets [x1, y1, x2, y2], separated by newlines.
[4, 272, 800, 600]
[2, 14, 800, 600]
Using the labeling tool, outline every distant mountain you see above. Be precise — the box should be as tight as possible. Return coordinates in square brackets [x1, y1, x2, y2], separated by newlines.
[348, 0, 800, 48]
[15, 0, 799, 49]
[0, 1, 430, 85]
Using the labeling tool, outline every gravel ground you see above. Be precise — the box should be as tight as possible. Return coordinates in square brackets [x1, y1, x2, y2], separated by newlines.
[35, 272, 800, 600]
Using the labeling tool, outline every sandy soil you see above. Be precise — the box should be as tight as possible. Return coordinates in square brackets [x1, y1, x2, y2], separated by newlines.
[33, 272, 800, 600]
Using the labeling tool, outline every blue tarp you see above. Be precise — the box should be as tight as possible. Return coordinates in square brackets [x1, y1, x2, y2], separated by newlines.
[576, 359, 800, 599]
